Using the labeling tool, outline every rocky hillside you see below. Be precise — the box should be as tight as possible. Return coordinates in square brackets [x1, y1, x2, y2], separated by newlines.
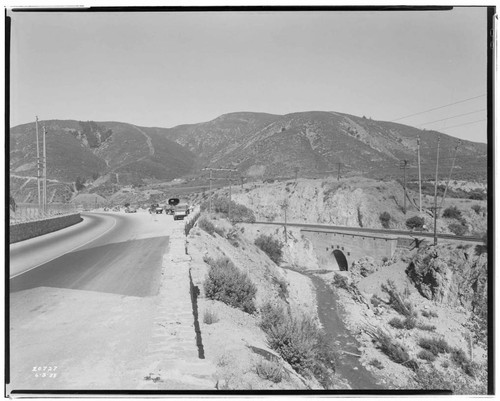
[10, 110, 487, 203]
[161, 111, 487, 181]
[10, 120, 195, 202]
[226, 177, 487, 236]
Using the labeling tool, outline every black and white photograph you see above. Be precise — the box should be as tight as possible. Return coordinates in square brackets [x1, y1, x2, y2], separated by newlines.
[6, 5, 494, 396]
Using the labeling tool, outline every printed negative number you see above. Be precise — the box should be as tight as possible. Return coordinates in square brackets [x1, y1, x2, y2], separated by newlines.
[34, 373, 58, 378]
[32, 366, 58, 376]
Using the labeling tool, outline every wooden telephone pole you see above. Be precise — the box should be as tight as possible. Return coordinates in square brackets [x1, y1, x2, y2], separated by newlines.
[42, 126, 47, 213]
[440, 140, 461, 210]
[433, 136, 441, 246]
[400, 159, 408, 214]
[417, 137, 422, 214]
[35, 117, 41, 211]
[281, 198, 289, 243]
[202, 167, 237, 217]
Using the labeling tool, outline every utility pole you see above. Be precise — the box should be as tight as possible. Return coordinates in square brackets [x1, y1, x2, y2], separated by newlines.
[202, 168, 214, 213]
[417, 136, 422, 214]
[400, 160, 408, 214]
[202, 167, 237, 215]
[440, 141, 461, 210]
[228, 170, 233, 221]
[42, 126, 47, 214]
[35, 116, 41, 212]
[433, 136, 441, 246]
[281, 199, 289, 243]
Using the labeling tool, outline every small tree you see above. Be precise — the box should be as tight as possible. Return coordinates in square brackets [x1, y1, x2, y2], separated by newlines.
[448, 223, 467, 236]
[75, 176, 85, 191]
[379, 212, 391, 229]
[406, 216, 425, 230]
[468, 191, 486, 200]
[255, 234, 283, 264]
[443, 206, 462, 220]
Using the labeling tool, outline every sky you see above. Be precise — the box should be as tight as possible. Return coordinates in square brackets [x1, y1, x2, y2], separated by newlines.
[9, 7, 489, 143]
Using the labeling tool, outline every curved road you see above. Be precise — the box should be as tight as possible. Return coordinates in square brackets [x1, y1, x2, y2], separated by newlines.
[10, 212, 170, 296]
[8, 212, 174, 391]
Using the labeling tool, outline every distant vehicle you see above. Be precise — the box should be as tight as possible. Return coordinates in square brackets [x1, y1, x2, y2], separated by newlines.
[167, 198, 180, 216]
[149, 203, 163, 214]
[164, 205, 175, 215]
[173, 203, 189, 220]
[125, 207, 137, 213]
[104, 207, 109, 211]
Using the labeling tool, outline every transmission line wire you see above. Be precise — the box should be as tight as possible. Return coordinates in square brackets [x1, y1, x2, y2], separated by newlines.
[435, 118, 487, 131]
[417, 109, 486, 128]
[391, 94, 486, 122]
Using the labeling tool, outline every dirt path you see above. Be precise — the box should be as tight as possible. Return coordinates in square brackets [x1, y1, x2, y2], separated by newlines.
[134, 125, 155, 156]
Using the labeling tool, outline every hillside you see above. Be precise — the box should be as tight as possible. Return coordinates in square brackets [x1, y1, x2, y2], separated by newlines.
[9, 111, 487, 203]
[161, 111, 487, 181]
[212, 176, 487, 236]
[9, 120, 196, 202]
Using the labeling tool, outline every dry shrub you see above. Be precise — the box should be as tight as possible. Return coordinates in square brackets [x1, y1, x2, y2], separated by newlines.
[366, 327, 418, 371]
[259, 302, 337, 389]
[198, 216, 225, 237]
[203, 309, 219, 325]
[381, 280, 414, 318]
[418, 337, 450, 355]
[255, 358, 284, 383]
[255, 234, 283, 264]
[417, 349, 436, 362]
[204, 257, 257, 314]
[416, 322, 436, 332]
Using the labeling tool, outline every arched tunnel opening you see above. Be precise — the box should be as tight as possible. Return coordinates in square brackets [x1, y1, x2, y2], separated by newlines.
[333, 249, 349, 271]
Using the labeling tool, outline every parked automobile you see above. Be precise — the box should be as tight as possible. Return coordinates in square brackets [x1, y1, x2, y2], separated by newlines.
[149, 203, 163, 214]
[173, 203, 189, 220]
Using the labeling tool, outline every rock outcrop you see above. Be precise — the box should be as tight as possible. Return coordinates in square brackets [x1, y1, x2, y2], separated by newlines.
[405, 244, 487, 312]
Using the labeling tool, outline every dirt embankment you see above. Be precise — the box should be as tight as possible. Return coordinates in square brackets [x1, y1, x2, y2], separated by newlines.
[187, 215, 325, 390]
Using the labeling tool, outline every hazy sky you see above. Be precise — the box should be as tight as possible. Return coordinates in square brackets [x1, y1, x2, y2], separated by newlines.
[9, 7, 489, 143]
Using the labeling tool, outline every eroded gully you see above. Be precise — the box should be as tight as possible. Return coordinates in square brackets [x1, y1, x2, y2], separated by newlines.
[283, 266, 381, 390]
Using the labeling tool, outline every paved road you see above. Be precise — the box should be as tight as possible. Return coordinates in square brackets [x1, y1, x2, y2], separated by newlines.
[254, 221, 483, 242]
[8, 212, 174, 391]
[10, 213, 169, 296]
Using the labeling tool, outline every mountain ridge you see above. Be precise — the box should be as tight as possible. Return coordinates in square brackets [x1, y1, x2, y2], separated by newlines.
[9, 111, 487, 202]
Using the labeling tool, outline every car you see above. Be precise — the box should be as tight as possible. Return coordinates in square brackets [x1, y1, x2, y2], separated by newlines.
[125, 207, 137, 213]
[173, 203, 189, 220]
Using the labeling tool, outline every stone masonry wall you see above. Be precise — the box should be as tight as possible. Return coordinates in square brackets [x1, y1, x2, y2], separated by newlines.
[10, 214, 82, 244]
[302, 229, 398, 270]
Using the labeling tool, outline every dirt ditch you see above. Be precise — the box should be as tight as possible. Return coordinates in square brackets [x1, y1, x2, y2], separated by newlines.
[283, 266, 381, 389]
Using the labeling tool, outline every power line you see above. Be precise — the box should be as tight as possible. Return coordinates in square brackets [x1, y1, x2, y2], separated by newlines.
[391, 94, 486, 122]
[417, 109, 486, 128]
[435, 118, 487, 132]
